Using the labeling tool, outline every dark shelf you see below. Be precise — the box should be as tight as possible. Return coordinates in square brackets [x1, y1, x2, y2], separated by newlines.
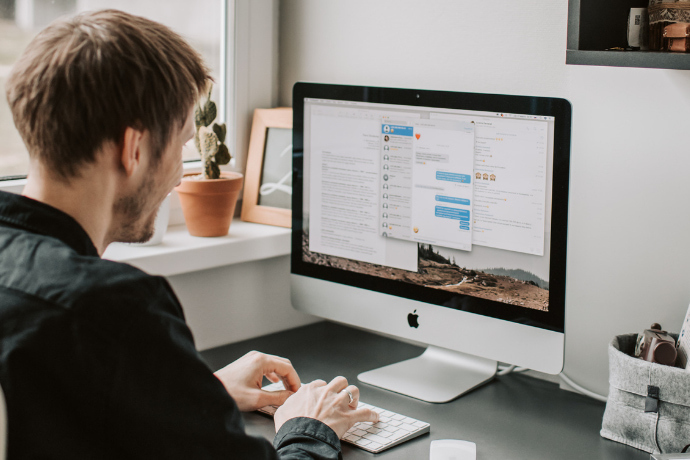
[568, 0, 690, 70]
[566, 49, 690, 70]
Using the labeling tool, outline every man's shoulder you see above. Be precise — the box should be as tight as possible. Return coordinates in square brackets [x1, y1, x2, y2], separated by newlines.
[0, 227, 179, 322]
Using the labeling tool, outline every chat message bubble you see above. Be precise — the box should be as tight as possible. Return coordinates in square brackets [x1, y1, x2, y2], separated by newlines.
[435, 206, 470, 222]
[435, 195, 471, 206]
[436, 171, 472, 183]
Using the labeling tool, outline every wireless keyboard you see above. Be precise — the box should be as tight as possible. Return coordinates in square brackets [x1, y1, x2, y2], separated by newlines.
[258, 381, 431, 453]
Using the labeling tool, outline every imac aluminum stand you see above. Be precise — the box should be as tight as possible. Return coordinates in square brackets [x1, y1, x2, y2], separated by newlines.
[358, 346, 497, 403]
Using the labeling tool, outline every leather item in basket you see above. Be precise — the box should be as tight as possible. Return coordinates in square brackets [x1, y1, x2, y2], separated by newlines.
[668, 37, 690, 51]
[663, 22, 690, 36]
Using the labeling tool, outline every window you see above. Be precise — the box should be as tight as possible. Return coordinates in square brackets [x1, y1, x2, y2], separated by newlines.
[0, 0, 226, 180]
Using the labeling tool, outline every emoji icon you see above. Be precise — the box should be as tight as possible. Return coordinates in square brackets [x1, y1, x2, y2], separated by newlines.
[413, 227, 419, 233]
[415, 133, 421, 140]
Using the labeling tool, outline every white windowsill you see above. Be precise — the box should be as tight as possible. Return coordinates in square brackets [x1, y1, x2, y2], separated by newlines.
[103, 220, 291, 277]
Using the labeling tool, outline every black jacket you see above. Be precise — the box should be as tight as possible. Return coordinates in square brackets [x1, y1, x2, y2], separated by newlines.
[0, 190, 341, 459]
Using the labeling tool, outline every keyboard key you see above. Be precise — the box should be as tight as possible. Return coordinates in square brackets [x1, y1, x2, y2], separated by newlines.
[363, 433, 391, 445]
[382, 424, 399, 433]
[392, 414, 405, 420]
[367, 441, 383, 450]
[355, 439, 371, 447]
[353, 429, 368, 437]
[390, 430, 408, 440]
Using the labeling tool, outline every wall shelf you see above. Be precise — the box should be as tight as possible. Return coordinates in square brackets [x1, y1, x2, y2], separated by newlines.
[567, 0, 690, 70]
[103, 220, 291, 277]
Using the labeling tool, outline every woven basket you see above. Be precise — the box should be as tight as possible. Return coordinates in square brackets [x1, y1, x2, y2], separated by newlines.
[649, 0, 690, 49]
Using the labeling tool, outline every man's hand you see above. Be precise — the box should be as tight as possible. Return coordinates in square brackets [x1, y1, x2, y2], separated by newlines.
[214, 351, 301, 412]
[274, 376, 379, 438]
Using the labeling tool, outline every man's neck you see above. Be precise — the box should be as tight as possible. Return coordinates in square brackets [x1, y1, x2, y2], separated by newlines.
[22, 166, 117, 256]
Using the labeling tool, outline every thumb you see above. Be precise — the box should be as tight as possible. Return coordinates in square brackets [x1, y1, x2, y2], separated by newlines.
[261, 389, 293, 406]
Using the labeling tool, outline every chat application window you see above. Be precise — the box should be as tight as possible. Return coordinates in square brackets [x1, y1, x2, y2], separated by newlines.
[380, 119, 476, 252]
[432, 112, 548, 256]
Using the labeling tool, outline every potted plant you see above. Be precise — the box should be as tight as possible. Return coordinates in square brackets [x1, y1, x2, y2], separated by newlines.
[175, 88, 243, 237]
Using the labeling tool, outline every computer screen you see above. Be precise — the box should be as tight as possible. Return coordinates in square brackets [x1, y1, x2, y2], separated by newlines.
[291, 83, 571, 402]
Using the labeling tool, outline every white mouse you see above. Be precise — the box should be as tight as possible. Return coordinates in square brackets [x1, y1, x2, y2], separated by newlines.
[430, 439, 476, 460]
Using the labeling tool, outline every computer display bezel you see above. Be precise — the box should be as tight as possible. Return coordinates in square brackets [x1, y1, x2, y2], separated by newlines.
[291, 82, 571, 333]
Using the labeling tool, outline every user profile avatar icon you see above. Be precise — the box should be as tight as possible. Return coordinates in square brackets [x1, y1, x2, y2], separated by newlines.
[382, 232, 388, 237]
[384, 135, 390, 142]
[383, 183, 388, 189]
[383, 193, 388, 199]
[383, 203, 388, 209]
[382, 222, 387, 228]
[383, 164, 389, 170]
[384, 145, 390, 151]
[383, 154, 389, 160]
[383, 174, 388, 181]
[383, 125, 390, 133]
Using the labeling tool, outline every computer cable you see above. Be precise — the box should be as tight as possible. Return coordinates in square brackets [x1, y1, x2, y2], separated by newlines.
[496, 364, 608, 402]
[559, 373, 608, 402]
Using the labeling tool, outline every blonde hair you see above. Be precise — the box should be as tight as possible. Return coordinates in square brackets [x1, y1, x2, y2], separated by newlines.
[6, 9, 211, 179]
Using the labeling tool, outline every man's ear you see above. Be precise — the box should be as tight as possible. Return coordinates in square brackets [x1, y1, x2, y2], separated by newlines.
[120, 127, 145, 177]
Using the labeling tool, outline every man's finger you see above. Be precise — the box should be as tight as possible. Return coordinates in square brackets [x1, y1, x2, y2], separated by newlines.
[342, 384, 360, 408]
[326, 376, 349, 393]
[266, 372, 281, 383]
[351, 407, 379, 423]
[261, 355, 301, 392]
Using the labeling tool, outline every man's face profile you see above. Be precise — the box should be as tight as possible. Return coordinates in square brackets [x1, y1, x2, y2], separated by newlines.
[113, 110, 194, 244]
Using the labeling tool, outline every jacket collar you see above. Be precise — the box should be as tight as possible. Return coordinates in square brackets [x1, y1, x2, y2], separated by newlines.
[0, 190, 99, 257]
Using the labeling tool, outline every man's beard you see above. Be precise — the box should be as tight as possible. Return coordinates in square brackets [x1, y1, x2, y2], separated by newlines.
[112, 180, 158, 244]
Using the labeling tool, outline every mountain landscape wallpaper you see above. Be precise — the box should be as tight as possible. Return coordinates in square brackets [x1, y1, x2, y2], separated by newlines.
[303, 234, 549, 311]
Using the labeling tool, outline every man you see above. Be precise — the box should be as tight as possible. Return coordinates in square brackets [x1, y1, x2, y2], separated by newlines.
[0, 9, 377, 459]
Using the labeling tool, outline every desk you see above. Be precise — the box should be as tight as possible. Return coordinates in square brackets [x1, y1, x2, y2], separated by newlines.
[200, 322, 648, 460]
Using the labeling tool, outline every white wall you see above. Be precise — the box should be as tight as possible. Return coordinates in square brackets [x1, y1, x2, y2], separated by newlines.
[167, 255, 318, 351]
[278, 0, 690, 396]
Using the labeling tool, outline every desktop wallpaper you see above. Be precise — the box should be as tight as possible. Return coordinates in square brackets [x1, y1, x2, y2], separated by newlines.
[302, 231, 549, 312]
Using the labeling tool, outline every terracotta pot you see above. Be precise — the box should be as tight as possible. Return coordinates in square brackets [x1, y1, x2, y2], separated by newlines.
[175, 171, 244, 237]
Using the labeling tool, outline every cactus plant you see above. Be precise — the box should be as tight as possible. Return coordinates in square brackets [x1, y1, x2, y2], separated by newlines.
[194, 86, 231, 179]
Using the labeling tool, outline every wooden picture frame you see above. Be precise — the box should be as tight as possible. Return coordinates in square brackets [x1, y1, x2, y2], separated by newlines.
[240, 107, 292, 227]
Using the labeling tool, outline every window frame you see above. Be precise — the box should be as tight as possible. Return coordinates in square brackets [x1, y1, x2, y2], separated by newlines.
[1, 0, 280, 230]
[0, 0, 272, 185]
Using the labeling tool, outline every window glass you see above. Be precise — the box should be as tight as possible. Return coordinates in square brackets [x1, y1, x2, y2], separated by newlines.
[0, 0, 222, 179]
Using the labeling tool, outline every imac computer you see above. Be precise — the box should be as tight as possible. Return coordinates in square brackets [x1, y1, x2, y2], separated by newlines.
[291, 83, 571, 403]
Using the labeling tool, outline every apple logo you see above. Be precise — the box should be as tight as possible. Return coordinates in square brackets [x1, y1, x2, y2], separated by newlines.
[407, 310, 419, 328]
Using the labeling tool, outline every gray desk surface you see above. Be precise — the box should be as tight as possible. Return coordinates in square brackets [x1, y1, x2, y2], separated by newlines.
[200, 321, 648, 460]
